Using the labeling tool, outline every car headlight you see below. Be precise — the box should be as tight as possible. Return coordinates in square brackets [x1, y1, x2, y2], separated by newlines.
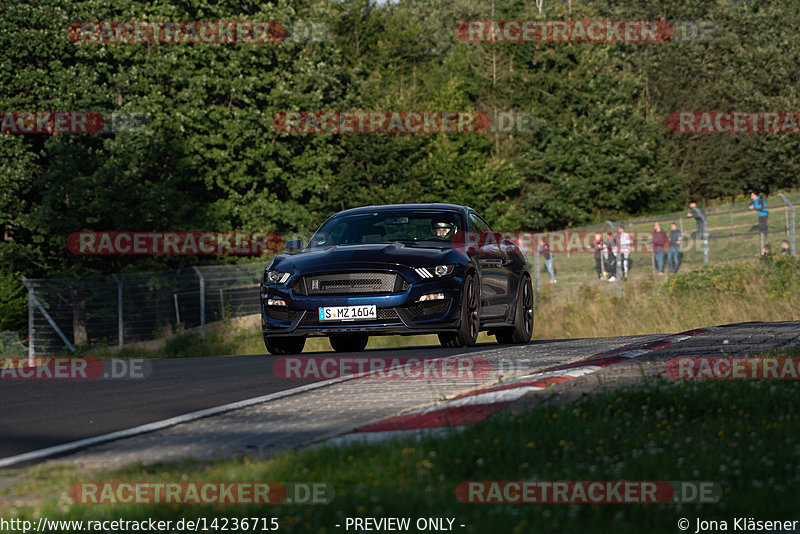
[414, 265, 455, 278]
[264, 270, 291, 285]
[434, 265, 454, 276]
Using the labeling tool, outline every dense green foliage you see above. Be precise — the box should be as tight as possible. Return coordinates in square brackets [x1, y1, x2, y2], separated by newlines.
[667, 255, 800, 298]
[2, 0, 800, 331]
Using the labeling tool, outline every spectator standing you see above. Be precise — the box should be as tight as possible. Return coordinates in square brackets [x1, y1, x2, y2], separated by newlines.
[618, 224, 632, 280]
[591, 232, 605, 279]
[749, 191, 769, 247]
[686, 201, 707, 240]
[652, 222, 667, 275]
[539, 237, 557, 284]
[668, 222, 682, 273]
[606, 231, 617, 281]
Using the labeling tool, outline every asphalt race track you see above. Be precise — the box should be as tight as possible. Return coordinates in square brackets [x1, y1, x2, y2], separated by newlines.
[0, 344, 499, 460]
[2, 322, 798, 469]
[0, 337, 652, 464]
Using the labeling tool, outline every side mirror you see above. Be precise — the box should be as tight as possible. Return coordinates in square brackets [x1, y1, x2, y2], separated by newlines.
[478, 232, 504, 253]
[501, 239, 518, 253]
[284, 239, 303, 253]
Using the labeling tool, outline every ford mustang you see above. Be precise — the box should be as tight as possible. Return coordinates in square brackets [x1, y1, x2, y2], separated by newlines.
[260, 204, 533, 354]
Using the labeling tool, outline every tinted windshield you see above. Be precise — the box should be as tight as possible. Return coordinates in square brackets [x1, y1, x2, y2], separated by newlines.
[308, 210, 464, 248]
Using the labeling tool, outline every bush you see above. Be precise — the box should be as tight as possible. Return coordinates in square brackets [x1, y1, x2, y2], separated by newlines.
[0, 268, 27, 335]
[763, 255, 800, 297]
[666, 260, 761, 298]
[163, 332, 206, 358]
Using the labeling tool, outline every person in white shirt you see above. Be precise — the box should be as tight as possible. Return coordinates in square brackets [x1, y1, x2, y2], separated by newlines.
[618, 224, 632, 280]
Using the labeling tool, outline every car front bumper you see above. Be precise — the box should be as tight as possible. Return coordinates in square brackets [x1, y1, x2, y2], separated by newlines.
[261, 266, 465, 338]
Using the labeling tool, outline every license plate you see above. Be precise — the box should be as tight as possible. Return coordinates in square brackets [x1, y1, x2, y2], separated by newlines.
[318, 305, 377, 321]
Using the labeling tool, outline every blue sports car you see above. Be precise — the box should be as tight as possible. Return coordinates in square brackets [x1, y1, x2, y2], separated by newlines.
[260, 204, 533, 354]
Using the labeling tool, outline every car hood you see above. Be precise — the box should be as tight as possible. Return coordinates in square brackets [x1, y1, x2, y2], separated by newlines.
[269, 243, 461, 272]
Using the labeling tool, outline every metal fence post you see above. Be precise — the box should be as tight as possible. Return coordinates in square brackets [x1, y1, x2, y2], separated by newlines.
[784, 205, 789, 237]
[778, 194, 797, 257]
[192, 266, 205, 338]
[700, 212, 709, 264]
[111, 274, 123, 349]
[533, 235, 540, 294]
[22, 277, 34, 365]
[23, 287, 76, 354]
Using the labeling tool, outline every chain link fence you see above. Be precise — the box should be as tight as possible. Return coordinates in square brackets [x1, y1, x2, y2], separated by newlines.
[526, 192, 799, 301]
[22, 263, 265, 357]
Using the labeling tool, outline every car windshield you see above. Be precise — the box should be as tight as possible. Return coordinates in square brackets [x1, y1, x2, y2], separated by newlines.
[307, 210, 464, 248]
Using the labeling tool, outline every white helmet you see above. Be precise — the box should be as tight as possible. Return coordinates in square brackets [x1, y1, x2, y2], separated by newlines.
[431, 219, 456, 238]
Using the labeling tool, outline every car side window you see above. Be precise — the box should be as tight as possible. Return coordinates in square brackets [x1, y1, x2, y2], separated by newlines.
[469, 212, 491, 233]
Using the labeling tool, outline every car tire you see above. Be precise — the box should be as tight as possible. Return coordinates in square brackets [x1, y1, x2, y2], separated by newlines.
[329, 335, 369, 352]
[496, 275, 534, 345]
[439, 272, 479, 348]
[264, 336, 306, 355]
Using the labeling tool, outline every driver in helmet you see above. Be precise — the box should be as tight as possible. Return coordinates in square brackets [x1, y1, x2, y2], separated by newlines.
[431, 218, 456, 239]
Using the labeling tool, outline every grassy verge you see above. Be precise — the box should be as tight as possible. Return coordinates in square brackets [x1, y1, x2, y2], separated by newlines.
[8, 373, 800, 533]
[80, 318, 498, 359]
[534, 255, 800, 339]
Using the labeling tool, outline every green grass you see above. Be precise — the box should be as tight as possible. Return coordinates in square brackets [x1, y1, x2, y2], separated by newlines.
[76, 318, 500, 359]
[8, 376, 800, 533]
[534, 255, 800, 339]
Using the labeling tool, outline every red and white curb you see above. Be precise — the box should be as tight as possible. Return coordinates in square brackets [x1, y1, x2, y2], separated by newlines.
[322, 327, 716, 447]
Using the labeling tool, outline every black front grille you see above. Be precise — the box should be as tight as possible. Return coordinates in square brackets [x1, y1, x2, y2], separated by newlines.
[265, 307, 298, 321]
[300, 307, 399, 326]
[406, 298, 451, 319]
[377, 308, 400, 320]
[294, 272, 406, 295]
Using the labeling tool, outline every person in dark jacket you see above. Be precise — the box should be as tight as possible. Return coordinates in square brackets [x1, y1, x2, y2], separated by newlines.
[668, 222, 682, 273]
[605, 231, 617, 281]
[591, 232, 605, 279]
[686, 201, 706, 240]
[652, 222, 668, 275]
